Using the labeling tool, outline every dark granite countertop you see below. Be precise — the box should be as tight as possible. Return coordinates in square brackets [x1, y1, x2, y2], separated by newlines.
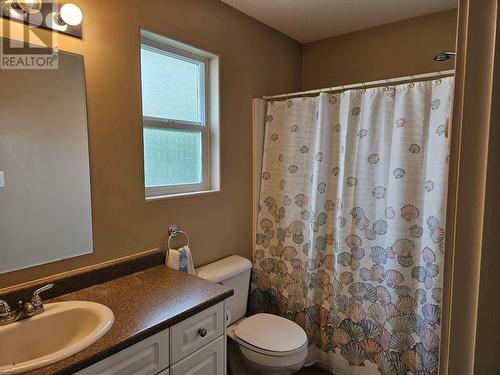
[24, 265, 233, 375]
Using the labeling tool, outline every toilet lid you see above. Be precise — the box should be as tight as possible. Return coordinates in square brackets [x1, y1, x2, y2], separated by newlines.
[234, 313, 307, 353]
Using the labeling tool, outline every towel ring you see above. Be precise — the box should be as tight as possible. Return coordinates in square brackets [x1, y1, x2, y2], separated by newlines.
[167, 225, 190, 250]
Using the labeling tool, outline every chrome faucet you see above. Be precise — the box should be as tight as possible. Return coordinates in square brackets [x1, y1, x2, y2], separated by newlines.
[0, 299, 18, 325]
[0, 283, 54, 326]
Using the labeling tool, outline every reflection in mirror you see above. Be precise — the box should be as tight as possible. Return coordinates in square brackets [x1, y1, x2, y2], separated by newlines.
[0, 45, 92, 274]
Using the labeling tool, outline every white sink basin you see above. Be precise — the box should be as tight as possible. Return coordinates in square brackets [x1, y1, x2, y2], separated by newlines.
[0, 301, 114, 374]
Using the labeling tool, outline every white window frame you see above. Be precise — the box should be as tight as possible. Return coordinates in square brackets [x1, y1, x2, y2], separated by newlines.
[140, 36, 213, 198]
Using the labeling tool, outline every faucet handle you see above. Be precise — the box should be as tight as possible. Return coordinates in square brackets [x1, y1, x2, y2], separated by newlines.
[31, 283, 54, 309]
[0, 300, 11, 318]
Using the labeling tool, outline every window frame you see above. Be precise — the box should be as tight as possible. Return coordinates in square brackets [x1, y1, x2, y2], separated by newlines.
[140, 37, 211, 198]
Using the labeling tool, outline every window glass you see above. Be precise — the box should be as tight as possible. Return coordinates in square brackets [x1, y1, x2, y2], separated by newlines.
[141, 46, 202, 123]
[143, 127, 202, 187]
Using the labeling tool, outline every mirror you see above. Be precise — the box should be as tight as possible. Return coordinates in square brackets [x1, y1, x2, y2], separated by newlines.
[0, 46, 93, 274]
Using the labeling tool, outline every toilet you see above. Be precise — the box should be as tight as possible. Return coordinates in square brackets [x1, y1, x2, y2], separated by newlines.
[197, 255, 308, 375]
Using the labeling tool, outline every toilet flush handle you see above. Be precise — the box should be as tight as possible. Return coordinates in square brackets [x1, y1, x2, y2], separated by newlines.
[199, 328, 208, 337]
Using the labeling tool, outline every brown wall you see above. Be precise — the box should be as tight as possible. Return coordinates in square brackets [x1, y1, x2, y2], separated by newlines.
[0, 5, 460, 289]
[302, 10, 457, 90]
[474, 3, 500, 372]
[0, 0, 302, 288]
[439, 1, 498, 373]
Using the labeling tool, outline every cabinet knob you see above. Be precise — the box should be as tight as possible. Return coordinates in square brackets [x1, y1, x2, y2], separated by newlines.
[198, 328, 207, 337]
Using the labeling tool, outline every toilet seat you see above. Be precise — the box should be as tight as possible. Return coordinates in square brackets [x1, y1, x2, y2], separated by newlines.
[232, 313, 308, 356]
[232, 333, 308, 357]
[227, 314, 309, 374]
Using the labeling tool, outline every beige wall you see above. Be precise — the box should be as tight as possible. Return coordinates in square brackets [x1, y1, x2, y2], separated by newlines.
[474, 3, 500, 372]
[0, 0, 302, 288]
[439, 1, 499, 373]
[302, 10, 457, 90]
[0, 4, 460, 289]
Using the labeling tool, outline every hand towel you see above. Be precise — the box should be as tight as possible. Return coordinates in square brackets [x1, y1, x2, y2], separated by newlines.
[166, 245, 196, 275]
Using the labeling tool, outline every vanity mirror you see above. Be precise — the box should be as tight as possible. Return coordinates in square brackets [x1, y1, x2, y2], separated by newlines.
[0, 44, 92, 274]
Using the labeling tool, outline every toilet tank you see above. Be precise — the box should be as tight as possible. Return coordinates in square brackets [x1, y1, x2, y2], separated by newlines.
[197, 255, 252, 325]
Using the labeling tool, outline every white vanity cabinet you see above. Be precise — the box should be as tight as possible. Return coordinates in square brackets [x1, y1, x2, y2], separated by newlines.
[77, 302, 226, 375]
[170, 336, 224, 375]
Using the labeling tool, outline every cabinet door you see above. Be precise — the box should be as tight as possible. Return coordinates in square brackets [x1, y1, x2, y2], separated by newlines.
[171, 302, 223, 363]
[170, 335, 224, 375]
[76, 329, 169, 375]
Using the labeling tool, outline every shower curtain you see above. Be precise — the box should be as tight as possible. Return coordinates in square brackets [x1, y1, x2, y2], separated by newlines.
[250, 77, 453, 375]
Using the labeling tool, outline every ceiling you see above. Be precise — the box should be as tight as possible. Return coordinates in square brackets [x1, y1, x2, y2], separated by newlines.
[221, 0, 457, 43]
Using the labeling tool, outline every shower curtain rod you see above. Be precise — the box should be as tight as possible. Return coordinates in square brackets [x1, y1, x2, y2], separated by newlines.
[263, 69, 455, 100]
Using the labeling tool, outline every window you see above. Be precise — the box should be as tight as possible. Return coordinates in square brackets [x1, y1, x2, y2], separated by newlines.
[140, 30, 219, 198]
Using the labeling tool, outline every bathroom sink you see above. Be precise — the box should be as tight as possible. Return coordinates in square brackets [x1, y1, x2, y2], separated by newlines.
[0, 301, 114, 374]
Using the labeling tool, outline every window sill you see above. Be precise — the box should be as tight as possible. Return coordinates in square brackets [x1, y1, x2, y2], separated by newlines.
[145, 189, 221, 201]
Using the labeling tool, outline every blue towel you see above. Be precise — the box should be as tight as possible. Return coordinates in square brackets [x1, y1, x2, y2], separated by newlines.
[166, 245, 195, 275]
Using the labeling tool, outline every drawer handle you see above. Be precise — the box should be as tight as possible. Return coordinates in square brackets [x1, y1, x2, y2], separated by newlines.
[198, 328, 208, 337]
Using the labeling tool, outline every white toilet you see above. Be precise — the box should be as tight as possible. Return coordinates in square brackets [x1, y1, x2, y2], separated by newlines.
[197, 255, 308, 375]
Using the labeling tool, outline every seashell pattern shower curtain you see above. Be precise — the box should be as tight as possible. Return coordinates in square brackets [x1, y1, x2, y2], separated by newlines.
[250, 78, 453, 375]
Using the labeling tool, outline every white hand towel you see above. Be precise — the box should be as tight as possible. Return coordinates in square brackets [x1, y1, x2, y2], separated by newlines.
[166, 245, 196, 275]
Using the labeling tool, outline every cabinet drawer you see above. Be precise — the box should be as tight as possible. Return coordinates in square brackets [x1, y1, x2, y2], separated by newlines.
[171, 302, 223, 363]
[170, 335, 224, 375]
[76, 329, 169, 375]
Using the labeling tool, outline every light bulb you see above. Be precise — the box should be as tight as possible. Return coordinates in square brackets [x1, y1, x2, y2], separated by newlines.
[59, 3, 82, 26]
[46, 12, 68, 31]
[2, 0, 41, 18]
[16, 0, 42, 14]
[2, 0, 25, 19]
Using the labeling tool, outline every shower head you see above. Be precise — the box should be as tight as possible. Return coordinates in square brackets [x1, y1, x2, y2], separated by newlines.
[434, 51, 456, 61]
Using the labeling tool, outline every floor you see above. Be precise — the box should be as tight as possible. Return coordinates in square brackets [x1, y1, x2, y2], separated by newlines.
[295, 365, 332, 374]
